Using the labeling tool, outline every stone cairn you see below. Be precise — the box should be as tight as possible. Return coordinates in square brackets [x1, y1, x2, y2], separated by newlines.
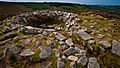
[0, 10, 120, 68]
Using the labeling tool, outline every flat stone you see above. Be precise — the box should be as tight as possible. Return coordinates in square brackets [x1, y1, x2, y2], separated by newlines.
[55, 33, 67, 41]
[99, 41, 111, 48]
[45, 29, 56, 32]
[63, 47, 79, 56]
[77, 56, 87, 66]
[65, 38, 74, 46]
[25, 39, 32, 44]
[20, 49, 34, 56]
[68, 55, 78, 61]
[78, 30, 93, 40]
[39, 47, 51, 59]
[57, 58, 65, 68]
[111, 40, 120, 56]
[22, 26, 43, 34]
[87, 57, 100, 68]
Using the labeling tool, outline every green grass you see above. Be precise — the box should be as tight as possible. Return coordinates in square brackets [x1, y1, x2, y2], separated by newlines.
[23, 4, 50, 10]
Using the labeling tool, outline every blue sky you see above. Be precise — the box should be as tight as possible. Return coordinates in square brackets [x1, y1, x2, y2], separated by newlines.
[0, 0, 120, 5]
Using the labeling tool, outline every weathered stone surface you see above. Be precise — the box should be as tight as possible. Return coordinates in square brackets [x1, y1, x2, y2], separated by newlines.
[39, 47, 51, 59]
[65, 38, 74, 46]
[77, 56, 87, 66]
[68, 55, 78, 61]
[99, 41, 111, 49]
[78, 30, 93, 40]
[63, 47, 79, 56]
[55, 33, 67, 41]
[25, 39, 32, 44]
[87, 57, 100, 68]
[70, 62, 77, 68]
[22, 26, 43, 34]
[20, 49, 34, 56]
[111, 40, 120, 56]
[9, 45, 20, 54]
[45, 29, 56, 32]
[57, 58, 65, 68]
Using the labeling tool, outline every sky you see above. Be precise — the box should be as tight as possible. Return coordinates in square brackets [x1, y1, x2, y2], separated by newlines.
[0, 0, 120, 5]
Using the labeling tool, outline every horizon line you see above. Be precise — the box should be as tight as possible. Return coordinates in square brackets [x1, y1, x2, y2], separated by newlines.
[0, 1, 120, 6]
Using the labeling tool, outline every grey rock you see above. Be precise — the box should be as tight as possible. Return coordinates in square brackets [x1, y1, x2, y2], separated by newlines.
[68, 55, 78, 62]
[99, 41, 111, 49]
[57, 58, 65, 68]
[45, 29, 56, 32]
[70, 62, 77, 68]
[111, 40, 120, 56]
[9, 45, 20, 54]
[22, 26, 43, 34]
[65, 38, 74, 46]
[35, 34, 43, 37]
[77, 56, 87, 66]
[25, 39, 32, 44]
[87, 57, 100, 68]
[39, 47, 51, 59]
[63, 47, 79, 56]
[20, 49, 34, 56]
[78, 30, 93, 40]
[55, 33, 67, 41]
